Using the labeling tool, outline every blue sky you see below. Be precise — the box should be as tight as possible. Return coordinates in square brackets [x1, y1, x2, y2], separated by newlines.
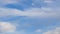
[0, 0, 60, 34]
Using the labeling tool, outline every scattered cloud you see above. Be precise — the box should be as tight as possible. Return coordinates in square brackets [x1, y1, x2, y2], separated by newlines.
[0, 0, 60, 34]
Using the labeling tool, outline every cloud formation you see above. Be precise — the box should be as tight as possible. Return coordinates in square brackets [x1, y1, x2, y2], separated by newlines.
[0, 0, 60, 34]
[44, 0, 53, 3]
[0, 8, 60, 18]
[0, 22, 16, 33]
[35, 29, 42, 33]
[43, 27, 60, 34]
[0, 0, 18, 4]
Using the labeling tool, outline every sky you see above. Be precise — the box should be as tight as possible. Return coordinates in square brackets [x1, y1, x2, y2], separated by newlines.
[0, 0, 60, 34]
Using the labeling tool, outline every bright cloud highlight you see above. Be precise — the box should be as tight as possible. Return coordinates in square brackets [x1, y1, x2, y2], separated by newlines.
[0, 22, 16, 33]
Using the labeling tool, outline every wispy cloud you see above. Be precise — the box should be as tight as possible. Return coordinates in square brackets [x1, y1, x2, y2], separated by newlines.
[44, 0, 53, 3]
[0, 0, 60, 34]
[0, 7, 60, 18]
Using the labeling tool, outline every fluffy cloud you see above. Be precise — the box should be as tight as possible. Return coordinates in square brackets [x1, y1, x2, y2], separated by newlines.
[0, 22, 16, 33]
[43, 27, 60, 34]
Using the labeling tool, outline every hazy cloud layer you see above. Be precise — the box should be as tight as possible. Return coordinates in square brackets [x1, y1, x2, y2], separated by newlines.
[0, 0, 60, 34]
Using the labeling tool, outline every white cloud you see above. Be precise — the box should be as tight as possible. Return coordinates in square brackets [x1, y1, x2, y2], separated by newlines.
[0, 0, 18, 4]
[0, 8, 20, 17]
[35, 29, 42, 33]
[44, 0, 53, 3]
[0, 8, 60, 18]
[43, 27, 60, 34]
[0, 22, 16, 33]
